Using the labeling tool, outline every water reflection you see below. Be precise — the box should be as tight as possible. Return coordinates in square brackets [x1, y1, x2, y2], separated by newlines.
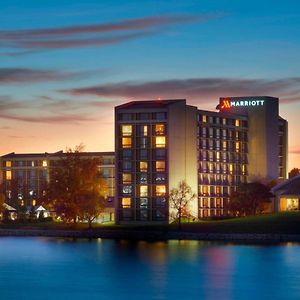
[0, 238, 300, 300]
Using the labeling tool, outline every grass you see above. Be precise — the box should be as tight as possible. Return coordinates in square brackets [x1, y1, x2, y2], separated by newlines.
[1, 212, 300, 234]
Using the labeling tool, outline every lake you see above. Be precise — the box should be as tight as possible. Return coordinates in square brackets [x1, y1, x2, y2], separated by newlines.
[0, 237, 299, 299]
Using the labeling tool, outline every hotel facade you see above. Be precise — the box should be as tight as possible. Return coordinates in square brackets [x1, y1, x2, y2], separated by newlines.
[115, 96, 288, 223]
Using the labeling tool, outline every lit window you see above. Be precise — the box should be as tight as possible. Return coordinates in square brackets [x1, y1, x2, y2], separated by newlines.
[122, 137, 132, 148]
[216, 152, 220, 161]
[32, 200, 36, 206]
[140, 185, 148, 197]
[155, 124, 165, 135]
[242, 165, 246, 174]
[121, 125, 132, 136]
[122, 197, 131, 208]
[20, 200, 24, 206]
[140, 161, 148, 172]
[202, 115, 207, 123]
[156, 185, 166, 196]
[223, 141, 227, 150]
[236, 142, 240, 152]
[155, 136, 166, 148]
[6, 170, 12, 180]
[229, 164, 233, 174]
[42, 160, 48, 167]
[155, 161, 166, 172]
[5, 161, 11, 167]
[143, 125, 148, 136]
[235, 119, 240, 127]
[122, 173, 132, 184]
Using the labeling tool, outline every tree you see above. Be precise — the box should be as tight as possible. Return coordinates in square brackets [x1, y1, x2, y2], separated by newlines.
[45, 145, 106, 225]
[228, 182, 273, 217]
[0, 191, 5, 221]
[169, 181, 196, 230]
[289, 168, 300, 179]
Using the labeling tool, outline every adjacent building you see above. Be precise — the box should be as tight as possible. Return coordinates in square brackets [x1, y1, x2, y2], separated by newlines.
[0, 151, 115, 220]
[115, 96, 288, 223]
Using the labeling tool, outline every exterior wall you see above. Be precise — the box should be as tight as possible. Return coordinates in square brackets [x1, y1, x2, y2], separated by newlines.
[168, 102, 198, 219]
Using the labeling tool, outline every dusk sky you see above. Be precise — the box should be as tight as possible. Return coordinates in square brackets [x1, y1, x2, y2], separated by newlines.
[1, 0, 300, 169]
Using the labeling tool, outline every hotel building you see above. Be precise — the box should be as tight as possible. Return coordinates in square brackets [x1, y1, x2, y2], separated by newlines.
[115, 96, 288, 223]
[0, 151, 115, 219]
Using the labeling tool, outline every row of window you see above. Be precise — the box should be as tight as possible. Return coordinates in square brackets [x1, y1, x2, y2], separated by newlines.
[198, 139, 248, 152]
[119, 148, 166, 160]
[199, 162, 247, 174]
[121, 124, 165, 136]
[198, 127, 248, 140]
[119, 209, 167, 221]
[120, 197, 167, 209]
[198, 115, 247, 127]
[199, 150, 247, 162]
[199, 174, 247, 185]
[120, 185, 166, 197]
[121, 136, 166, 148]
[118, 112, 167, 121]
[120, 173, 166, 184]
[3, 160, 48, 168]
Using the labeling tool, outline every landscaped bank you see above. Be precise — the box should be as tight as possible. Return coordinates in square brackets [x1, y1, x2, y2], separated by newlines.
[0, 212, 300, 241]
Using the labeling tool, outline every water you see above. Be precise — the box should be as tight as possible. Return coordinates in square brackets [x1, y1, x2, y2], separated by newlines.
[0, 238, 299, 300]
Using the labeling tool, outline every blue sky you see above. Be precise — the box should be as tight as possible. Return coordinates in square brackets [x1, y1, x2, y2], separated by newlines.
[1, 0, 300, 168]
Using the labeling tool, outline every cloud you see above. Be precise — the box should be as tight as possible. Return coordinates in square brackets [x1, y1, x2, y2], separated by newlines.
[0, 68, 86, 84]
[61, 77, 300, 104]
[0, 14, 220, 52]
[0, 95, 96, 124]
[0, 111, 95, 124]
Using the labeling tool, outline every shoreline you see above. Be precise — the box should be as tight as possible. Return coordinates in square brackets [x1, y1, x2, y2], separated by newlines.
[0, 228, 300, 242]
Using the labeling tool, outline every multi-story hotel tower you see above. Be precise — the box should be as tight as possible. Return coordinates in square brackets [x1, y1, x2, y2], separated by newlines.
[115, 96, 288, 224]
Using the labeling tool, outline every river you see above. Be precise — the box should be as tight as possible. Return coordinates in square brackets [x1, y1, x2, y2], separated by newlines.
[0, 238, 299, 299]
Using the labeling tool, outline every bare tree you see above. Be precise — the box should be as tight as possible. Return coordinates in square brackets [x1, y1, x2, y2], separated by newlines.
[169, 181, 196, 230]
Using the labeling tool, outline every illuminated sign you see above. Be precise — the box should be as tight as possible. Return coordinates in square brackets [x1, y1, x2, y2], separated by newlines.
[220, 99, 265, 109]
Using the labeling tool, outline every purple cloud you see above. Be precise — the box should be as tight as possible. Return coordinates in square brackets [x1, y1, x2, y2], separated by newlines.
[0, 14, 221, 51]
[0, 68, 87, 84]
[61, 77, 300, 104]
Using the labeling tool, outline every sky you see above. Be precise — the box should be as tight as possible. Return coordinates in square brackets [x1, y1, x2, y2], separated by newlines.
[0, 0, 300, 170]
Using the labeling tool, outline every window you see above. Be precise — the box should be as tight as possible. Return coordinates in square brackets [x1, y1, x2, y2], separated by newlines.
[236, 142, 240, 152]
[139, 137, 148, 148]
[155, 124, 165, 135]
[140, 185, 148, 197]
[122, 197, 131, 208]
[122, 173, 132, 184]
[140, 198, 148, 208]
[139, 161, 148, 172]
[122, 185, 132, 194]
[5, 161, 11, 167]
[142, 125, 148, 136]
[139, 113, 149, 120]
[121, 125, 132, 136]
[155, 149, 166, 159]
[122, 161, 132, 171]
[32, 199, 36, 206]
[122, 149, 132, 158]
[202, 115, 207, 123]
[156, 198, 166, 207]
[229, 164, 233, 174]
[235, 119, 240, 127]
[138, 173, 148, 184]
[155, 173, 166, 182]
[155, 136, 166, 148]
[155, 112, 166, 120]
[155, 161, 166, 172]
[6, 170, 12, 180]
[156, 185, 166, 196]
[122, 137, 132, 148]
[42, 160, 48, 167]
[139, 149, 148, 160]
